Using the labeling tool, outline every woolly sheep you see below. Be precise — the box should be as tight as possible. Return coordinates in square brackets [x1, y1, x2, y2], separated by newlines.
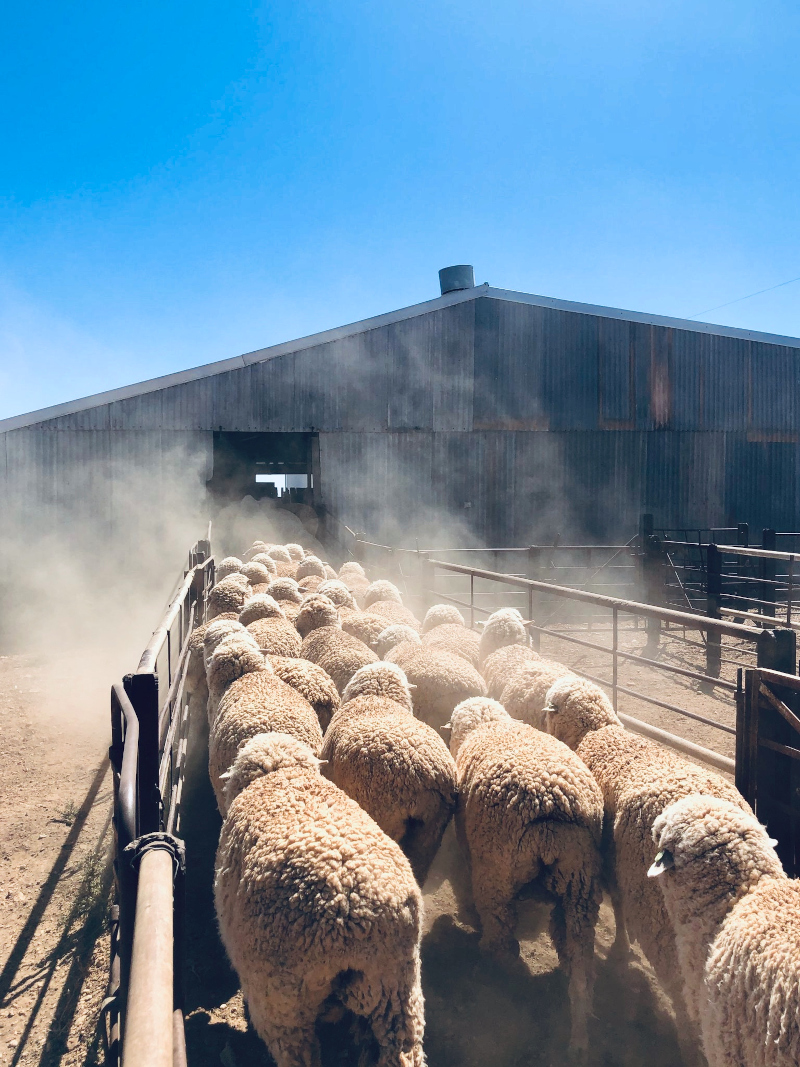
[449, 699, 603, 1057]
[209, 672, 322, 812]
[649, 795, 797, 1067]
[294, 593, 339, 638]
[421, 604, 464, 633]
[186, 614, 238, 713]
[297, 574, 323, 593]
[339, 560, 366, 579]
[203, 618, 248, 673]
[368, 599, 421, 631]
[323, 564, 337, 579]
[477, 607, 529, 667]
[545, 674, 750, 1063]
[215, 733, 425, 1067]
[240, 561, 272, 586]
[499, 658, 575, 730]
[267, 577, 303, 604]
[274, 561, 300, 579]
[376, 624, 421, 659]
[238, 593, 285, 627]
[363, 579, 403, 609]
[322, 663, 457, 883]
[249, 552, 278, 575]
[267, 545, 292, 563]
[316, 579, 357, 609]
[268, 654, 341, 731]
[296, 555, 327, 581]
[208, 574, 251, 619]
[422, 623, 480, 667]
[215, 556, 243, 582]
[284, 542, 305, 561]
[387, 645, 487, 732]
[206, 632, 267, 725]
[340, 609, 391, 648]
[246, 619, 302, 659]
[301, 613, 379, 695]
[481, 643, 541, 699]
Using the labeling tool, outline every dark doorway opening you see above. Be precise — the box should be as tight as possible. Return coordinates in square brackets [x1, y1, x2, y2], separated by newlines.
[207, 432, 317, 505]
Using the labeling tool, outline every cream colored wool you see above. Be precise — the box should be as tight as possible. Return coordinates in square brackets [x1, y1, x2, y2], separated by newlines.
[340, 609, 391, 648]
[202, 618, 247, 673]
[296, 555, 327, 580]
[545, 674, 750, 1065]
[238, 593, 285, 628]
[301, 626, 378, 695]
[208, 574, 251, 619]
[363, 579, 403, 609]
[267, 577, 303, 603]
[215, 556, 243, 582]
[274, 560, 300, 579]
[323, 564, 337, 580]
[267, 545, 292, 563]
[651, 796, 797, 1067]
[295, 594, 339, 639]
[249, 553, 278, 575]
[215, 733, 425, 1067]
[481, 643, 541, 699]
[376, 625, 421, 659]
[387, 646, 486, 732]
[422, 624, 480, 667]
[245, 617, 302, 659]
[284, 542, 305, 561]
[297, 574, 323, 593]
[186, 614, 238, 713]
[499, 659, 575, 730]
[339, 560, 366, 580]
[240, 561, 272, 586]
[368, 599, 421, 631]
[206, 632, 267, 725]
[316, 579, 357, 609]
[451, 702, 603, 1056]
[281, 601, 301, 623]
[322, 663, 457, 884]
[421, 604, 464, 633]
[209, 674, 322, 813]
[477, 607, 529, 667]
[268, 655, 340, 731]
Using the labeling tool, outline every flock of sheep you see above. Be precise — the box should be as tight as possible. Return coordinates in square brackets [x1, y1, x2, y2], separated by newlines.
[184, 540, 800, 1067]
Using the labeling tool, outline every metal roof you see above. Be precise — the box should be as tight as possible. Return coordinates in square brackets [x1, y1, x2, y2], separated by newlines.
[3, 282, 800, 433]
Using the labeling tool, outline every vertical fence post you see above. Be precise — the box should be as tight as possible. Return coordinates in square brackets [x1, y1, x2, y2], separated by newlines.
[641, 532, 664, 652]
[125, 672, 162, 834]
[706, 543, 722, 678]
[757, 628, 797, 674]
[735, 668, 759, 807]
[527, 585, 539, 652]
[762, 529, 777, 618]
[470, 573, 475, 630]
[612, 607, 618, 711]
[734, 522, 750, 620]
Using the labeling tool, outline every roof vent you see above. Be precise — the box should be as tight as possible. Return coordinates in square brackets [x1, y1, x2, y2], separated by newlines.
[439, 264, 475, 295]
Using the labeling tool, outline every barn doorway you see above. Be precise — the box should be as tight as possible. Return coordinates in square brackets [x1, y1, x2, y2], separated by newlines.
[207, 432, 318, 505]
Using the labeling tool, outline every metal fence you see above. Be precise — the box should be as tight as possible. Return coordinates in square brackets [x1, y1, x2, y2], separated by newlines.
[106, 538, 214, 1067]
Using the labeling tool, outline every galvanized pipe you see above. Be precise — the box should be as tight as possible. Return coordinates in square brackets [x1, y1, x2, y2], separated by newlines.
[122, 847, 174, 1067]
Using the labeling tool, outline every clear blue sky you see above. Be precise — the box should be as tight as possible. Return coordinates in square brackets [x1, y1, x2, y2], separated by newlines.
[1, 1, 799, 419]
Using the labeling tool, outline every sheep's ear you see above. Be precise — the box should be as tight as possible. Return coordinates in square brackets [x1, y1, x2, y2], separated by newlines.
[407, 683, 417, 689]
[647, 849, 675, 877]
[767, 837, 779, 847]
[441, 722, 452, 731]
[219, 771, 232, 781]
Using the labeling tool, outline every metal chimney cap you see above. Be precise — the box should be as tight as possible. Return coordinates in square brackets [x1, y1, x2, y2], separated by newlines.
[439, 265, 475, 295]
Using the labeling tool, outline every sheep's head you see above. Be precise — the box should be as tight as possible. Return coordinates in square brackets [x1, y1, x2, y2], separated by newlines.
[296, 555, 327, 581]
[295, 594, 340, 638]
[477, 607, 528, 664]
[648, 795, 783, 895]
[267, 577, 303, 604]
[376, 624, 421, 658]
[447, 697, 509, 758]
[239, 594, 284, 627]
[342, 661, 413, 712]
[249, 553, 278, 575]
[223, 732, 323, 804]
[240, 561, 272, 586]
[207, 633, 267, 692]
[267, 545, 292, 563]
[422, 604, 465, 633]
[284, 543, 305, 561]
[316, 579, 356, 609]
[544, 676, 619, 750]
[339, 560, 366, 580]
[363, 580, 403, 609]
[208, 574, 251, 619]
[203, 619, 247, 667]
[215, 557, 243, 582]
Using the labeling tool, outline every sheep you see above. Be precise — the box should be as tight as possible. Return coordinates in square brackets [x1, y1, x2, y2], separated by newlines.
[238, 593, 285, 627]
[322, 663, 457, 883]
[368, 599, 421, 631]
[421, 604, 464, 633]
[422, 623, 480, 667]
[268, 655, 341, 731]
[284, 542, 305, 561]
[386, 645, 487, 732]
[215, 556, 243, 582]
[206, 631, 267, 725]
[316, 579, 357, 609]
[477, 607, 529, 667]
[499, 658, 575, 730]
[274, 561, 300, 579]
[481, 643, 541, 699]
[363, 579, 403, 609]
[376, 625, 421, 659]
[296, 555, 327, 581]
[649, 795, 798, 1067]
[267, 545, 292, 563]
[240, 561, 273, 587]
[300, 605, 379, 695]
[208, 574, 251, 619]
[339, 560, 367, 580]
[340, 610, 391, 648]
[297, 574, 323, 594]
[267, 577, 303, 604]
[209, 673, 323, 812]
[448, 698, 603, 1058]
[294, 593, 340, 639]
[186, 614, 239, 713]
[249, 552, 278, 575]
[202, 618, 248, 673]
[215, 733, 426, 1067]
[246, 618, 302, 659]
[544, 674, 751, 1064]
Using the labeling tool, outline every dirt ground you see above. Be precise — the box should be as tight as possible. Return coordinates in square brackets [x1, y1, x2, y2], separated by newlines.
[0, 606, 755, 1067]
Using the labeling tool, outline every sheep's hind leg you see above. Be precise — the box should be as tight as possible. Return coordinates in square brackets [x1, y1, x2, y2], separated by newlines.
[402, 806, 453, 887]
[472, 865, 520, 957]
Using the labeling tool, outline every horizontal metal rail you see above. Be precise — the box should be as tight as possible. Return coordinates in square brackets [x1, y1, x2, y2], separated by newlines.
[138, 562, 208, 675]
[718, 544, 798, 562]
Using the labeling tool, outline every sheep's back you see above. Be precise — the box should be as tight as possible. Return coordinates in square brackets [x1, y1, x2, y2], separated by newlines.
[423, 624, 480, 667]
[246, 618, 302, 658]
[268, 655, 341, 731]
[499, 659, 574, 731]
[397, 647, 487, 730]
[482, 644, 540, 699]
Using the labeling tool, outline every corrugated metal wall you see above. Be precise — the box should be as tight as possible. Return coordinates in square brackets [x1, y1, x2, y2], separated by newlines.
[1, 295, 798, 553]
